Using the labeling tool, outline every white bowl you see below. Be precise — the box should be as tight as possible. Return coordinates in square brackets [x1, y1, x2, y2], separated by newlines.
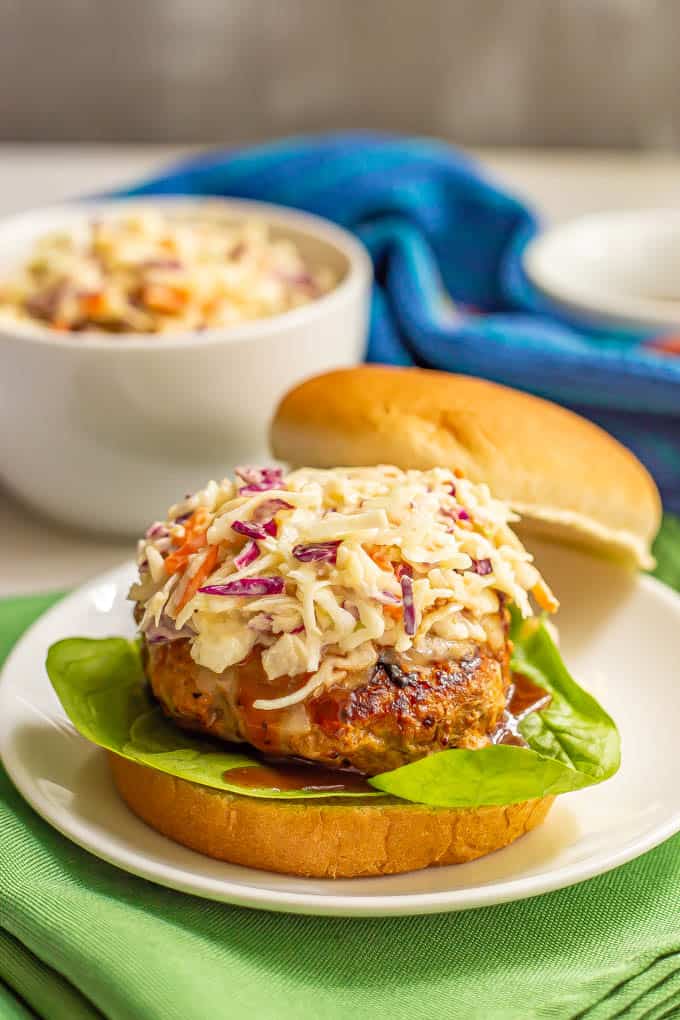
[0, 197, 371, 536]
[523, 208, 680, 332]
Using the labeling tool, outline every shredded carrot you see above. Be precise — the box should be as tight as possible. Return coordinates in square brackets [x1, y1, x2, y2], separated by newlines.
[164, 550, 187, 576]
[165, 508, 212, 575]
[532, 579, 559, 614]
[175, 545, 218, 611]
[453, 467, 464, 478]
[365, 545, 393, 572]
[141, 283, 190, 314]
[79, 292, 106, 317]
[187, 507, 211, 532]
[383, 603, 402, 620]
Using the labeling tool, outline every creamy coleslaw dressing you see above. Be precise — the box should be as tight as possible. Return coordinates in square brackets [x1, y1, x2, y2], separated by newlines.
[129, 466, 556, 709]
[0, 209, 336, 333]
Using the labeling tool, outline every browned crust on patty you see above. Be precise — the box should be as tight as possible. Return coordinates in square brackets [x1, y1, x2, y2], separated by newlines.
[109, 752, 554, 878]
[306, 650, 507, 772]
[144, 634, 510, 775]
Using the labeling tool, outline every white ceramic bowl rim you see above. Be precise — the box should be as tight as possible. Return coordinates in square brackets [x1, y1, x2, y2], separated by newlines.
[0, 196, 373, 352]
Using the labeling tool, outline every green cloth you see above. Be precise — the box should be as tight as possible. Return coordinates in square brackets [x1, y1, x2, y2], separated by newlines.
[1, 518, 680, 1020]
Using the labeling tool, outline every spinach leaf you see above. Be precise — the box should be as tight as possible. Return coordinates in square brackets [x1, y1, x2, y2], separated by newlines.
[46, 613, 619, 807]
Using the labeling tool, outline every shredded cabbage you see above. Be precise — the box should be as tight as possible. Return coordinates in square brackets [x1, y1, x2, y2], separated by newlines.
[129, 466, 557, 709]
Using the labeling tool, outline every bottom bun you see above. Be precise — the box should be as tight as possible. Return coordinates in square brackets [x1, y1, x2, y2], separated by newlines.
[109, 753, 554, 879]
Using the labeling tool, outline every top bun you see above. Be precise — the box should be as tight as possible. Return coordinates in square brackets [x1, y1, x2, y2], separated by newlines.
[270, 366, 661, 568]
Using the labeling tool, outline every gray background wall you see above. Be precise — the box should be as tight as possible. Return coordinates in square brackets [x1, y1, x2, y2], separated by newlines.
[1, 0, 677, 147]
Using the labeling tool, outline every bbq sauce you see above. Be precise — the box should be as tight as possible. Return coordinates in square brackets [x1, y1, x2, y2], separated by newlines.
[223, 656, 373, 792]
[492, 672, 552, 747]
[233, 653, 311, 749]
[223, 672, 551, 791]
[224, 761, 372, 794]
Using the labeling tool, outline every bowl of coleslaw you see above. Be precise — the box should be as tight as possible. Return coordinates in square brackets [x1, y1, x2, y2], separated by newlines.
[0, 197, 371, 534]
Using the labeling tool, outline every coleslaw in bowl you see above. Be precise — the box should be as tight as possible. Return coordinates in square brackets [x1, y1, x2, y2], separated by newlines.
[0, 207, 338, 335]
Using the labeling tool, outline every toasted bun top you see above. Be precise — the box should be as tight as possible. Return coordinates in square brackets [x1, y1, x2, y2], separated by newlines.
[271, 366, 661, 568]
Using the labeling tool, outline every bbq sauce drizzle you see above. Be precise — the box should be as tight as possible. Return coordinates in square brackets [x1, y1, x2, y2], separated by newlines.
[223, 672, 551, 792]
[491, 672, 552, 747]
[225, 761, 373, 793]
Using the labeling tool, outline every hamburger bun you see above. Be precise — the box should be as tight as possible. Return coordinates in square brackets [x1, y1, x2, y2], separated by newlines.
[109, 753, 553, 878]
[271, 366, 661, 568]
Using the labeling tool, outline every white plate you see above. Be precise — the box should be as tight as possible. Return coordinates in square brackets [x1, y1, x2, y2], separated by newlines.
[2, 545, 680, 917]
[523, 208, 680, 331]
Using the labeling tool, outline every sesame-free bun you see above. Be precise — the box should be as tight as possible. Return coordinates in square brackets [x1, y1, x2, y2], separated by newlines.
[109, 753, 553, 878]
[271, 366, 661, 568]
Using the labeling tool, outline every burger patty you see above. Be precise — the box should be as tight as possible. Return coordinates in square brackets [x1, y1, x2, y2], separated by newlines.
[143, 614, 510, 775]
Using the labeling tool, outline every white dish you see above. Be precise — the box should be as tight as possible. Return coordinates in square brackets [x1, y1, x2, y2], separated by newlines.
[0, 197, 371, 536]
[523, 208, 680, 332]
[2, 542, 680, 917]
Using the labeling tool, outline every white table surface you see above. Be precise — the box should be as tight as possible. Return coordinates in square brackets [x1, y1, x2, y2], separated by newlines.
[3, 144, 680, 597]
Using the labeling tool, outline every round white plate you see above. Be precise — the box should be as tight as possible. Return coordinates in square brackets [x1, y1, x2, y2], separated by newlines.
[523, 208, 680, 332]
[2, 545, 680, 917]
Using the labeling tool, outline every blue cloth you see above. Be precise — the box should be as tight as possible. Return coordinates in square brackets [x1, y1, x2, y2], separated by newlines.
[125, 134, 680, 510]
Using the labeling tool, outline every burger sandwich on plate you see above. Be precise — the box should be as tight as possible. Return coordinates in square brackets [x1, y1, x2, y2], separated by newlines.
[46, 367, 660, 878]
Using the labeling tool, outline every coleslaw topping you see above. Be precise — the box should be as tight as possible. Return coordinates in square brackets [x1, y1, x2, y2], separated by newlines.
[0, 208, 337, 334]
[129, 466, 558, 709]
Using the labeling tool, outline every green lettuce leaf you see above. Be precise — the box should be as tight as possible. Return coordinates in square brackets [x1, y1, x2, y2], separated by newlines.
[45, 637, 360, 800]
[46, 613, 619, 807]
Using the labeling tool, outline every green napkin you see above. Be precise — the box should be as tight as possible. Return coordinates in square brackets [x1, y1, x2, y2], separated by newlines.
[1, 518, 680, 1020]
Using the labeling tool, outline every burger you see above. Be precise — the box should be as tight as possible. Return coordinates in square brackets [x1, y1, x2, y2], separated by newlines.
[46, 367, 660, 878]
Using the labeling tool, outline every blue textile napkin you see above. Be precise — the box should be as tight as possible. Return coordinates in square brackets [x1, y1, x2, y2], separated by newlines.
[125, 133, 680, 511]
